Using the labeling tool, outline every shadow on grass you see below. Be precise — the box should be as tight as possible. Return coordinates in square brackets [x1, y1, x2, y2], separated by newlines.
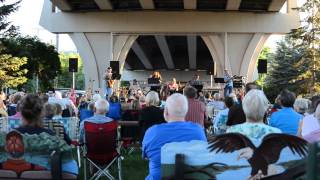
[76, 150, 148, 180]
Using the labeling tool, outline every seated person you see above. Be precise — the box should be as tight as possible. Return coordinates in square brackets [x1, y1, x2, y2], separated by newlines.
[298, 98, 320, 142]
[269, 90, 302, 135]
[107, 95, 122, 120]
[226, 82, 260, 126]
[7, 93, 23, 116]
[160, 90, 304, 179]
[228, 89, 281, 139]
[79, 102, 94, 122]
[207, 93, 225, 110]
[15, 94, 55, 136]
[43, 103, 72, 145]
[13, 94, 78, 175]
[213, 97, 234, 134]
[139, 91, 165, 140]
[142, 93, 207, 180]
[53, 103, 63, 120]
[79, 99, 113, 143]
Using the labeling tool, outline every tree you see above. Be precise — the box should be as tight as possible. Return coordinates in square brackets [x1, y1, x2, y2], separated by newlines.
[0, 53, 27, 89]
[264, 37, 305, 101]
[56, 52, 85, 90]
[263, 0, 320, 100]
[2, 36, 61, 92]
[0, 0, 20, 37]
[289, 0, 320, 94]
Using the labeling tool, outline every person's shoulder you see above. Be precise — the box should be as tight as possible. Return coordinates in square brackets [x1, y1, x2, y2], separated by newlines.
[143, 124, 162, 140]
[227, 123, 243, 133]
[184, 121, 204, 130]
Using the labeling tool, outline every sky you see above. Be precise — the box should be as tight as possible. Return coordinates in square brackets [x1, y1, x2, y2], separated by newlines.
[6, 0, 306, 53]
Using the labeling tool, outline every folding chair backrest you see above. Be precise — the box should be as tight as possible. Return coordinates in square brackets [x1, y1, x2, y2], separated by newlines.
[43, 120, 65, 139]
[121, 110, 140, 140]
[8, 117, 22, 131]
[57, 117, 80, 141]
[84, 121, 118, 158]
[307, 143, 320, 180]
[0, 117, 8, 132]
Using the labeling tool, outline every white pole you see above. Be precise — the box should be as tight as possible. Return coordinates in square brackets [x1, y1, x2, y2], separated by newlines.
[72, 72, 75, 89]
[210, 75, 213, 88]
[36, 74, 39, 93]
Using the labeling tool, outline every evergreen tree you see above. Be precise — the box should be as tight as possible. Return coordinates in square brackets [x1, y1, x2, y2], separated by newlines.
[0, 0, 20, 37]
[264, 0, 320, 100]
[264, 37, 304, 101]
[289, 0, 320, 93]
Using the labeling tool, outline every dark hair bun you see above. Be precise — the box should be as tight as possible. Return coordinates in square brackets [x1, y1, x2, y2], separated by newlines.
[20, 94, 43, 122]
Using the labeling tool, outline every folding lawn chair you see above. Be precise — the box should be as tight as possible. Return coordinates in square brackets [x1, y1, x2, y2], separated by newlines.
[83, 121, 122, 180]
[120, 110, 141, 154]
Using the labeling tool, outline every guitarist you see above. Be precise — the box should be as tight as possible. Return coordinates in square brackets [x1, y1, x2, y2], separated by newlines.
[224, 69, 233, 98]
[104, 67, 114, 100]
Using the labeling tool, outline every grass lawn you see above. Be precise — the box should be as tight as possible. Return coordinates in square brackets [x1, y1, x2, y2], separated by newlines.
[76, 150, 149, 180]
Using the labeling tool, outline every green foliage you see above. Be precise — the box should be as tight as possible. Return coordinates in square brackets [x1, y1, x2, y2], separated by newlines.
[0, 53, 27, 88]
[264, 0, 320, 100]
[1, 36, 60, 92]
[56, 52, 85, 90]
[0, 0, 20, 37]
[264, 38, 305, 101]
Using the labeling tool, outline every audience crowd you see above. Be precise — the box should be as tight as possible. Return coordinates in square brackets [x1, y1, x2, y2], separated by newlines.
[0, 80, 319, 179]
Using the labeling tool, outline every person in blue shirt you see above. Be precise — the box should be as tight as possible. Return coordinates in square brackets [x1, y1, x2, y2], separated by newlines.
[107, 95, 122, 120]
[79, 99, 113, 142]
[142, 93, 207, 180]
[269, 89, 302, 135]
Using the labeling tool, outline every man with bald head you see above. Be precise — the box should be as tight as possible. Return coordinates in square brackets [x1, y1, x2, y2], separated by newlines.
[142, 93, 206, 180]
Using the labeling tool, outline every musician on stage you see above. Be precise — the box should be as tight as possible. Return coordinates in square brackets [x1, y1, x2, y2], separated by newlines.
[104, 67, 114, 100]
[148, 71, 162, 92]
[150, 71, 162, 83]
[168, 78, 179, 93]
[224, 69, 233, 98]
[188, 74, 203, 86]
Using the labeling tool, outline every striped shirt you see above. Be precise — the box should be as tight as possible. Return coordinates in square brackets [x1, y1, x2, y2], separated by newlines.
[185, 98, 206, 127]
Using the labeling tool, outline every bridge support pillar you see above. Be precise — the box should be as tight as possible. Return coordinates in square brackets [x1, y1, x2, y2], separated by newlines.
[203, 33, 270, 82]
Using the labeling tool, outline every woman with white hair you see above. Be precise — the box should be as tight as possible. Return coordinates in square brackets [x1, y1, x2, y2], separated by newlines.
[227, 90, 281, 140]
[139, 91, 165, 140]
[293, 98, 309, 115]
[297, 98, 320, 142]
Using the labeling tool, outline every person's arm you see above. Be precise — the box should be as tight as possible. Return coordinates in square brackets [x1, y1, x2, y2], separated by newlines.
[297, 119, 303, 137]
[226, 107, 234, 126]
[69, 100, 78, 116]
[63, 128, 72, 145]
[268, 114, 276, 127]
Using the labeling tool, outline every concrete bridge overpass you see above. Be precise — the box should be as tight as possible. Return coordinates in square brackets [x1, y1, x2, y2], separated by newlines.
[40, 0, 300, 90]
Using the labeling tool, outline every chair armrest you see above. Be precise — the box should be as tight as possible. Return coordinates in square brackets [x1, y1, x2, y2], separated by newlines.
[50, 150, 62, 180]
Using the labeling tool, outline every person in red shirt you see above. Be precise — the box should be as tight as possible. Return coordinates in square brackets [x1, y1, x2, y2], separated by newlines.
[183, 86, 206, 127]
